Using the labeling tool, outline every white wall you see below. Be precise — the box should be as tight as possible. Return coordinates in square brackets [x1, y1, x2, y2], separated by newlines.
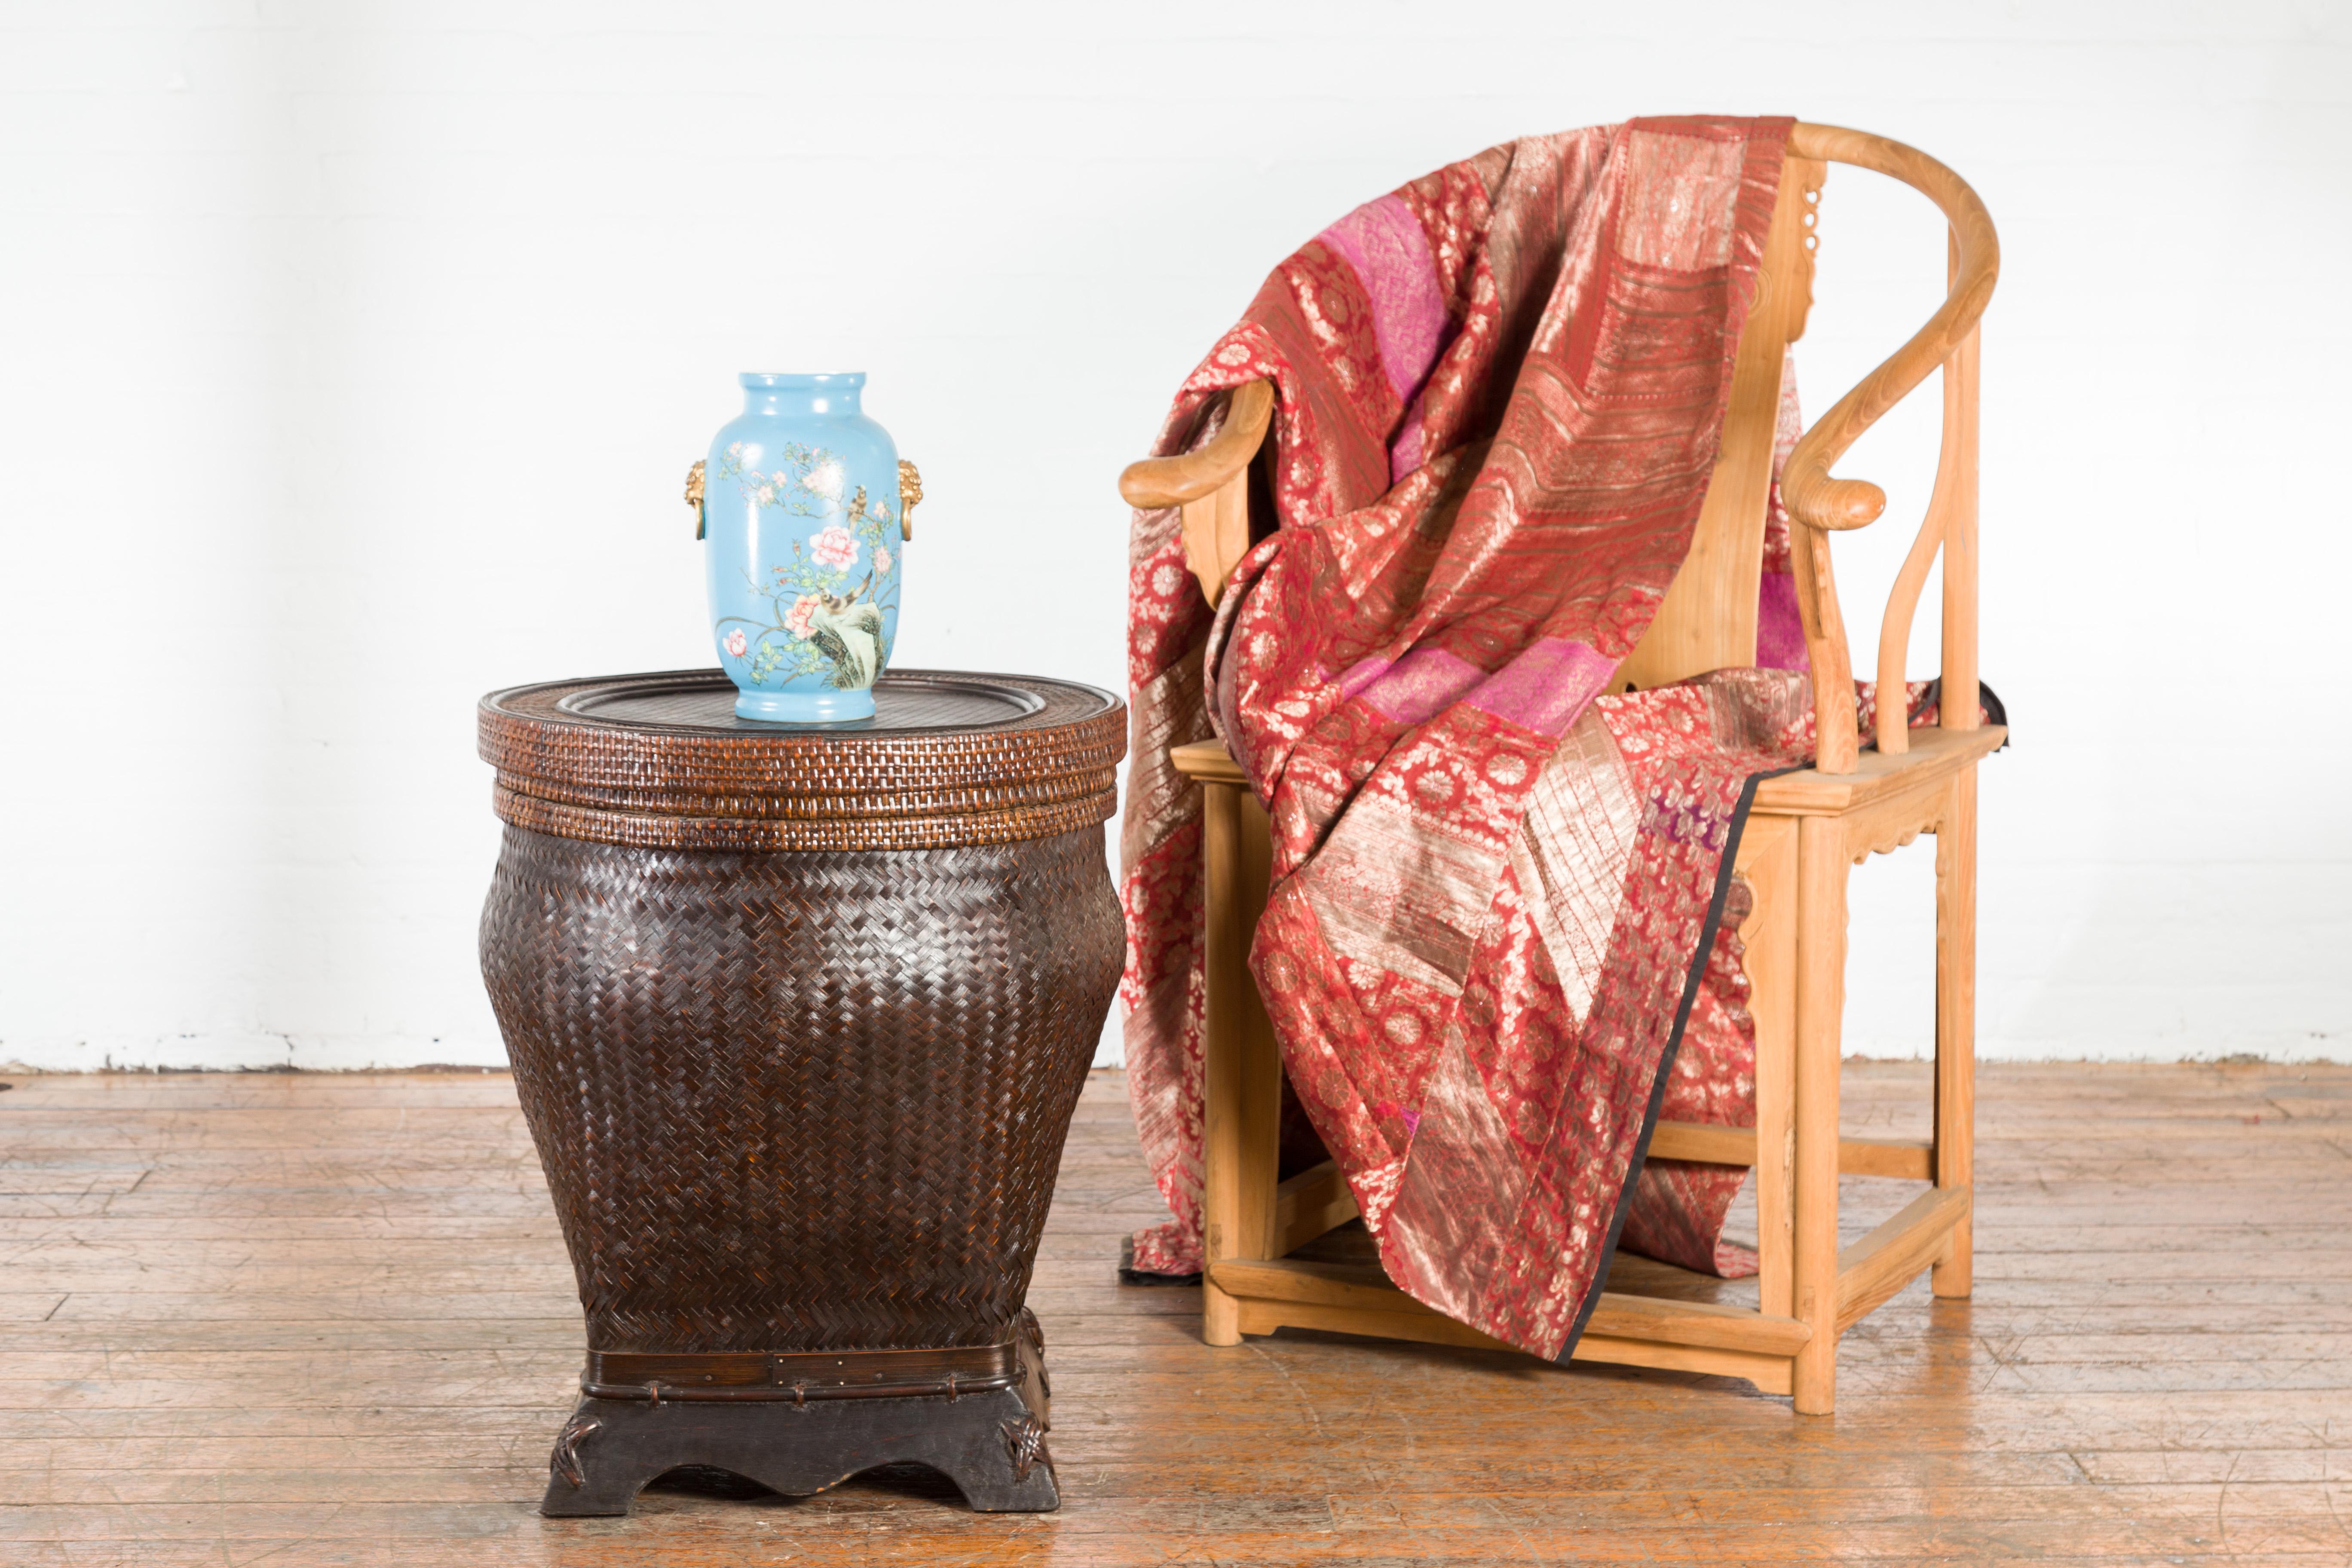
[2, 1, 2345, 1071]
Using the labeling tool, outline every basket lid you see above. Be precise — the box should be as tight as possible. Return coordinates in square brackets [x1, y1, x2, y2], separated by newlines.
[479, 668, 1124, 852]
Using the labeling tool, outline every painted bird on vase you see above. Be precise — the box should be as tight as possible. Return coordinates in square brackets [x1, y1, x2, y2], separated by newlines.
[808, 594, 886, 690]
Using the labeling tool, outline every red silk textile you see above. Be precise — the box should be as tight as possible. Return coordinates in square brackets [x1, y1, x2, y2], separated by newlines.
[1121, 118, 1834, 1358]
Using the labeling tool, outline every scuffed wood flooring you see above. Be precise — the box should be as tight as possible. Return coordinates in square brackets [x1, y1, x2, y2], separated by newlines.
[0, 1061, 2347, 1565]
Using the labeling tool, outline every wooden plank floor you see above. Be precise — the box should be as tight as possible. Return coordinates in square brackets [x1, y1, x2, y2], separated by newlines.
[0, 1061, 2347, 1565]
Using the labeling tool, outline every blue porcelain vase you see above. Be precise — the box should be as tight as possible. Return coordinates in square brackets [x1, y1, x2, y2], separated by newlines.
[698, 372, 912, 723]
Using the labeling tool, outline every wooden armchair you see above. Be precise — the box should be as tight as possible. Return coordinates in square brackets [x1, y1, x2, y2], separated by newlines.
[1118, 125, 2004, 1415]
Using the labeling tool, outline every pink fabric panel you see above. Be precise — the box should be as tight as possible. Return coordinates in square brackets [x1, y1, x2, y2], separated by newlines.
[1755, 572, 1810, 670]
[1317, 194, 1447, 399]
[1336, 654, 1395, 699]
[1317, 193, 1450, 478]
[1354, 646, 1485, 726]
[1461, 638, 1618, 737]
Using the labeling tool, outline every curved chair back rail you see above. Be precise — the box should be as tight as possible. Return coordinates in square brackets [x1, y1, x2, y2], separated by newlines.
[1117, 123, 1997, 775]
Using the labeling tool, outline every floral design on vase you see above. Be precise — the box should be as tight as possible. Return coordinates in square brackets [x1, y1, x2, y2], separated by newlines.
[712, 442, 899, 692]
[701, 372, 906, 723]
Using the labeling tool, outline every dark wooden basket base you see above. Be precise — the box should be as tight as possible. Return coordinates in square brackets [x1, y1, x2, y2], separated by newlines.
[540, 1337, 1056, 1516]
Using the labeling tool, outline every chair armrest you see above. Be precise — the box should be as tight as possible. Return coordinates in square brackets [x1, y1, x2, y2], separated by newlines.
[1779, 124, 1999, 773]
[1118, 380, 1275, 509]
[1780, 125, 1999, 535]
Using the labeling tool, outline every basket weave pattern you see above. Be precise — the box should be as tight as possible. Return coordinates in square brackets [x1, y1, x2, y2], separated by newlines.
[483, 825, 1121, 1352]
[476, 670, 1125, 1358]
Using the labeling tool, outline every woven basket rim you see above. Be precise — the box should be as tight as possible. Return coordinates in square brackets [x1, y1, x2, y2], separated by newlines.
[486, 666, 1113, 735]
[480, 668, 1124, 847]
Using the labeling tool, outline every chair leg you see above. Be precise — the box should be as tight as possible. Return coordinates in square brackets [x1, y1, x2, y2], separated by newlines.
[1199, 780, 1281, 1347]
[1740, 817, 1799, 1320]
[1932, 769, 1978, 1298]
[1791, 815, 1849, 1415]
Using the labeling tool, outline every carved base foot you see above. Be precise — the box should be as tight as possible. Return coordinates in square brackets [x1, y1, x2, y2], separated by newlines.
[539, 1338, 1055, 1517]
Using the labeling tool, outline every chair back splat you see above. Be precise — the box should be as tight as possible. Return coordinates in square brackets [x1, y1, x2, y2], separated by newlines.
[1612, 147, 1822, 695]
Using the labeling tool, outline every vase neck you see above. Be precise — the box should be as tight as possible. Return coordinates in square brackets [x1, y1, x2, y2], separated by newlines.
[740, 372, 863, 417]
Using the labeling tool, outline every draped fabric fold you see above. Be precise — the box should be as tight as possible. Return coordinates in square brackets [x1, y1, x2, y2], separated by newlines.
[1121, 116, 1862, 1359]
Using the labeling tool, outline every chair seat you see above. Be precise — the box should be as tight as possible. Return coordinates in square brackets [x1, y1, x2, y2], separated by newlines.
[1753, 724, 2005, 816]
[1171, 722, 2007, 818]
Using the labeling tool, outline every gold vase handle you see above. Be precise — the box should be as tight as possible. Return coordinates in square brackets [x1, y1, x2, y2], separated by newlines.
[685, 459, 707, 540]
[897, 460, 922, 542]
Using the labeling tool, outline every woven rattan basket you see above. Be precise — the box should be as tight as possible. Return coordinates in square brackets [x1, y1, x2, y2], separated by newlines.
[477, 668, 1124, 1514]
